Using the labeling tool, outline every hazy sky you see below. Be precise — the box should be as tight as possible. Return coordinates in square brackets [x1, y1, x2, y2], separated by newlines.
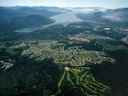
[0, 0, 128, 8]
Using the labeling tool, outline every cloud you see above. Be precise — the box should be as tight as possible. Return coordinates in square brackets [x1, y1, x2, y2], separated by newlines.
[0, 0, 127, 8]
[31, 0, 47, 3]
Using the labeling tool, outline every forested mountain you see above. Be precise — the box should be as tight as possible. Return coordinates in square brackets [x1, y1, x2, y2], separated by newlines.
[0, 6, 128, 96]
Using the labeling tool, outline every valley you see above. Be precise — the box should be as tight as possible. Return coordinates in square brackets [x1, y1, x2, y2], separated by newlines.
[0, 6, 128, 96]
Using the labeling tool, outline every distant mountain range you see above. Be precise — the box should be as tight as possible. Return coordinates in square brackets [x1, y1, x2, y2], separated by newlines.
[0, 7, 128, 30]
[0, 7, 128, 28]
[0, 6, 128, 43]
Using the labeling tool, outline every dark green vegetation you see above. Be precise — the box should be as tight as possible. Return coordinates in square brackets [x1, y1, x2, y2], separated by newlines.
[0, 41, 112, 96]
[0, 7, 128, 96]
